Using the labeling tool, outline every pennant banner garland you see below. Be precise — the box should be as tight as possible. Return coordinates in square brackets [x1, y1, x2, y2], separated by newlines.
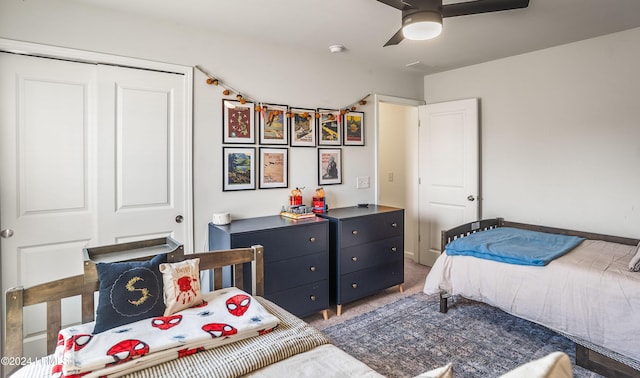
[195, 65, 369, 122]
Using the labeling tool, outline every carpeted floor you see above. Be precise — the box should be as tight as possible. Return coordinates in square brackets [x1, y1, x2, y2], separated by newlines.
[321, 293, 603, 378]
[303, 257, 604, 377]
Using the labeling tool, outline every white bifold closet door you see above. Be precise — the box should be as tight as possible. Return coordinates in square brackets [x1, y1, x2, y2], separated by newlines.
[0, 52, 190, 357]
[96, 64, 188, 246]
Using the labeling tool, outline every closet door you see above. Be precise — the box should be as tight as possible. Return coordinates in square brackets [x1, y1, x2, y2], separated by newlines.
[0, 53, 96, 356]
[96, 65, 189, 245]
[0, 53, 96, 290]
[1, 52, 191, 358]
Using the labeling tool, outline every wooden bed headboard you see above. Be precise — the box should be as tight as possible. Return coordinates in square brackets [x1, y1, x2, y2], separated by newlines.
[3, 244, 264, 378]
[441, 217, 639, 252]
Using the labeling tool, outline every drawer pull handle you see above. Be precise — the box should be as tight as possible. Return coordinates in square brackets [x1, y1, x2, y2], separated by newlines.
[310, 266, 317, 272]
[351, 283, 358, 289]
[310, 295, 317, 301]
[352, 230, 358, 235]
[351, 256, 358, 262]
[391, 247, 397, 252]
[309, 237, 316, 242]
[391, 222, 398, 228]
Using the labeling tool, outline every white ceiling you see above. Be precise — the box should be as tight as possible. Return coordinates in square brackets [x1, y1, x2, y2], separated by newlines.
[74, 0, 640, 75]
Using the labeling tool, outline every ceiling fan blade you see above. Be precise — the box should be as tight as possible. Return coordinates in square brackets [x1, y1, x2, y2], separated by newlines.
[376, 0, 416, 11]
[384, 28, 405, 46]
[442, 0, 529, 18]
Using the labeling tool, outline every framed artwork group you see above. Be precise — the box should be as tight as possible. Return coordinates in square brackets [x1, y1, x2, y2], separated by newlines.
[221, 100, 362, 190]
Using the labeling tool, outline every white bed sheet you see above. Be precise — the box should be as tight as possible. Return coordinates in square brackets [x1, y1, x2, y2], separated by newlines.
[424, 239, 640, 363]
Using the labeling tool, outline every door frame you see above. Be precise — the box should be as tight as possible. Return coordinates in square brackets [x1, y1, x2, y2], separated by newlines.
[0, 38, 195, 253]
[373, 94, 425, 204]
[373, 94, 425, 262]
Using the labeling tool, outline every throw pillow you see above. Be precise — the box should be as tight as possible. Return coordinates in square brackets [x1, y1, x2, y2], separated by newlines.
[159, 258, 203, 316]
[416, 362, 453, 378]
[498, 351, 572, 378]
[93, 253, 167, 334]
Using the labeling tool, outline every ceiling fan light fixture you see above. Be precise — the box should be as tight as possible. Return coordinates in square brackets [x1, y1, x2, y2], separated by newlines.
[402, 11, 442, 41]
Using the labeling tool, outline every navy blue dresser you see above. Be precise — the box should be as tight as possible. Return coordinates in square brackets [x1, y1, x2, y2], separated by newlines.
[318, 205, 404, 315]
[208, 215, 329, 319]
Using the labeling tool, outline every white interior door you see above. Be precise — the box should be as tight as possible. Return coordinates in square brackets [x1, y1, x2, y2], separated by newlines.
[1, 51, 192, 358]
[0, 53, 95, 289]
[0, 53, 94, 356]
[96, 65, 189, 246]
[418, 98, 479, 266]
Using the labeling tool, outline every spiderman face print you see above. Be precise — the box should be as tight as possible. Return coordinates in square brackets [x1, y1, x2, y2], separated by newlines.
[106, 339, 149, 365]
[151, 314, 183, 330]
[226, 294, 251, 316]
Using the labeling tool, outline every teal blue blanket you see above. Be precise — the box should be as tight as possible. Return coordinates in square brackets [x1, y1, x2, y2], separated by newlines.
[445, 227, 585, 266]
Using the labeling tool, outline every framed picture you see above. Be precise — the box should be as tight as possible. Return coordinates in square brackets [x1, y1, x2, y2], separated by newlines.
[318, 109, 341, 146]
[223, 147, 256, 191]
[259, 147, 288, 189]
[343, 111, 365, 146]
[290, 108, 317, 147]
[318, 148, 342, 185]
[223, 100, 255, 144]
[259, 103, 288, 145]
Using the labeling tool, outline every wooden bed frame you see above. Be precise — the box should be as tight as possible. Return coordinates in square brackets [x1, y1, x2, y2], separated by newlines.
[439, 217, 640, 378]
[3, 239, 264, 378]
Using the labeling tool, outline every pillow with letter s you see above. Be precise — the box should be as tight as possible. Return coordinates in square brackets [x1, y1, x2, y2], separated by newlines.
[93, 253, 167, 334]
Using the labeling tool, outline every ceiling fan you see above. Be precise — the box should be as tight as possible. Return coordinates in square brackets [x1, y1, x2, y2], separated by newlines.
[377, 0, 529, 46]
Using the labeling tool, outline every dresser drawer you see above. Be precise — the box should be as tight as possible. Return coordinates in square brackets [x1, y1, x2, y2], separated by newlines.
[338, 261, 403, 304]
[340, 211, 403, 248]
[266, 280, 329, 318]
[339, 236, 403, 275]
[264, 252, 327, 294]
[234, 223, 327, 262]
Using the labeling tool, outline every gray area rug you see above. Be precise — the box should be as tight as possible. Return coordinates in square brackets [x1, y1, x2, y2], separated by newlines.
[322, 293, 602, 378]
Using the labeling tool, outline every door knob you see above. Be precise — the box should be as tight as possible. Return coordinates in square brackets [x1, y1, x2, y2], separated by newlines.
[1, 229, 14, 238]
[175, 215, 184, 223]
[467, 195, 476, 202]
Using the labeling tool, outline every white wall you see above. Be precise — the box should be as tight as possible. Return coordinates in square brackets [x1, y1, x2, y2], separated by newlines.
[424, 27, 640, 238]
[0, 0, 423, 252]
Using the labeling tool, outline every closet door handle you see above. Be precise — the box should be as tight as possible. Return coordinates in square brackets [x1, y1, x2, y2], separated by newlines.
[351, 283, 358, 289]
[309, 266, 317, 272]
[391, 222, 397, 228]
[309, 237, 316, 243]
[391, 247, 397, 252]
[310, 295, 317, 301]
[351, 257, 358, 262]
[352, 230, 358, 235]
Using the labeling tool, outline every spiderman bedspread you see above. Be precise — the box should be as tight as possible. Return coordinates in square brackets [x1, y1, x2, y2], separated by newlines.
[53, 287, 280, 378]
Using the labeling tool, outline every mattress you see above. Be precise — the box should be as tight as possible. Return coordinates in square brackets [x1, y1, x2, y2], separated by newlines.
[424, 239, 640, 363]
[11, 297, 381, 378]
